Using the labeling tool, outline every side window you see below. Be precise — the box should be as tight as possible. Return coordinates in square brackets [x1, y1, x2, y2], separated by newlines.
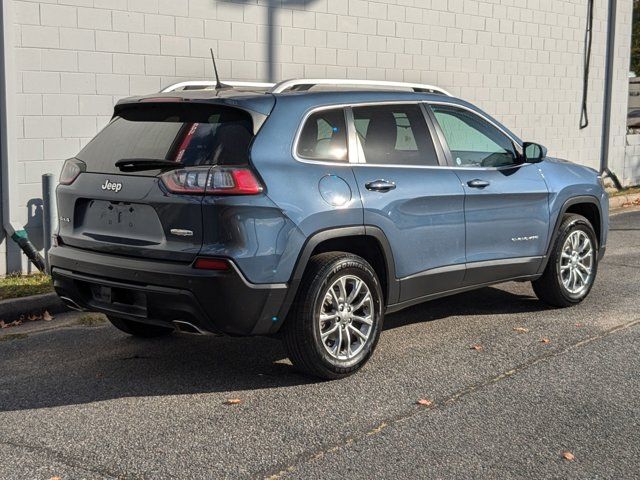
[431, 105, 518, 168]
[352, 104, 438, 166]
[296, 108, 348, 162]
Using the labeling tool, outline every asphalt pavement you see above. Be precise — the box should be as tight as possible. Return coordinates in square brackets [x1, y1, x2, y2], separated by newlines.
[0, 210, 638, 479]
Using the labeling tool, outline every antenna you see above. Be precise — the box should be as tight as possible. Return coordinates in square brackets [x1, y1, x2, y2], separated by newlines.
[210, 48, 226, 89]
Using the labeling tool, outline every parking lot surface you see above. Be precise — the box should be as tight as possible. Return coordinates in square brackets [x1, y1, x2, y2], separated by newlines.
[1, 210, 638, 479]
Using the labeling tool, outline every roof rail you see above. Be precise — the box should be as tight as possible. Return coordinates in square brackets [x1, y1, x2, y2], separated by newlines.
[270, 79, 452, 96]
[161, 81, 276, 93]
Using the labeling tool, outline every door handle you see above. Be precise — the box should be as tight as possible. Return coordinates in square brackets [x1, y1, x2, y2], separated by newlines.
[365, 179, 396, 192]
[467, 179, 490, 189]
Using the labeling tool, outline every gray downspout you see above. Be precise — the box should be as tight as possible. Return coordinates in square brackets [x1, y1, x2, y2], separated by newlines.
[0, 1, 45, 272]
[599, 0, 623, 189]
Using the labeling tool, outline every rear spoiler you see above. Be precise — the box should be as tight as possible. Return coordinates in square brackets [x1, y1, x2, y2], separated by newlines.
[113, 95, 274, 135]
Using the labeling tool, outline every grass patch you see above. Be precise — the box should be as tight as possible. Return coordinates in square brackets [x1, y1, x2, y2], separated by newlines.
[0, 333, 28, 342]
[0, 273, 53, 301]
[76, 314, 107, 327]
[610, 186, 640, 197]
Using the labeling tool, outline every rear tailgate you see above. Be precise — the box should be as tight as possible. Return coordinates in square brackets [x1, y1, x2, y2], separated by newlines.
[57, 101, 268, 263]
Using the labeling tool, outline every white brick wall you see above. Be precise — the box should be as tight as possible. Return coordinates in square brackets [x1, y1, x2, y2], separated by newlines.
[2, 0, 636, 274]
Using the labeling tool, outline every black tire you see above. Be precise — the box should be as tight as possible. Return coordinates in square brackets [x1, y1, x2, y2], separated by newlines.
[282, 252, 384, 380]
[107, 315, 174, 338]
[532, 213, 599, 308]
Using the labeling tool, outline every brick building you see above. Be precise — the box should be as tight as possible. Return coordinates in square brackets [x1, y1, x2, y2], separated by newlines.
[0, 0, 635, 274]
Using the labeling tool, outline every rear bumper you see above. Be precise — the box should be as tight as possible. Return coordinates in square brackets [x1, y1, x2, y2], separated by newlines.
[49, 245, 287, 335]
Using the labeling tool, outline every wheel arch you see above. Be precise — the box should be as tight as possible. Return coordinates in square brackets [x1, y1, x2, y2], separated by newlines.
[538, 195, 603, 274]
[273, 226, 398, 331]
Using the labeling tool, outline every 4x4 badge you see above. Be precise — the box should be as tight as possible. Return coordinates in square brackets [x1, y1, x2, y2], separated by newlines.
[101, 179, 122, 193]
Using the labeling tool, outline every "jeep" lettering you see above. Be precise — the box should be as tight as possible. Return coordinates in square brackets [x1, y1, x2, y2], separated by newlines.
[101, 179, 122, 193]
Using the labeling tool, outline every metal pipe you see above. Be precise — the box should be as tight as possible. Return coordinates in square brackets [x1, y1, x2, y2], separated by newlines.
[42, 174, 57, 273]
[600, 0, 617, 174]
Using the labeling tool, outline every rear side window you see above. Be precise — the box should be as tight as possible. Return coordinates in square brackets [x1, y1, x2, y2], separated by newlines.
[296, 108, 348, 162]
[352, 104, 438, 166]
[77, 103, 254, 173]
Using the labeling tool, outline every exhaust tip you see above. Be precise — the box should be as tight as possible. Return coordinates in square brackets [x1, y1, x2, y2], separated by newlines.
[59, 296, 84, 311]
[172, 320, 208, 335]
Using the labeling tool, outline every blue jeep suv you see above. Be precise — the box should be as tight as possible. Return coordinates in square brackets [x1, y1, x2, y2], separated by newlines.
[50, 79, 608, 379]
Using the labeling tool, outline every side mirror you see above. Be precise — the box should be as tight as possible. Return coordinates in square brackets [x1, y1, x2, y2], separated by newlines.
[523, 142, 547, 163]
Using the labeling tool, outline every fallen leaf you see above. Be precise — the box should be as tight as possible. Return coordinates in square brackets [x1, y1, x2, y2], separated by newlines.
[43, 310, 53, 321]
[416, 398, 433, 407]
[1, 319, 21, 329]
[562, 451, 575, 461]
[541, 338, 551, 344]
[575, 323, 583, 327]
[470, 344, 483, 351]
[513, 327, 529, 333]
[223, 398, 242, 405]
[49, 477, 62, 480]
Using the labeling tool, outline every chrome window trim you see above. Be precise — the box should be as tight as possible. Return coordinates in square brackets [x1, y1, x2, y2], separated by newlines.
[291, 100, 529, 171]
[292, 100, 444, 168]
[293, 104, 353, 166]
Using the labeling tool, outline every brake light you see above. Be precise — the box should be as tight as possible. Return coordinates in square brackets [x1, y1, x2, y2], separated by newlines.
[160, 166, 263, 195]
[59, 158, 86, 185]
[194, 257, 230, 270]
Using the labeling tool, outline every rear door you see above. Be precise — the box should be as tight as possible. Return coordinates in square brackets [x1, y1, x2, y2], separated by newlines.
[428, 103, 550, 285]
[348, 103, 466, 303]
[57, 102, 257, 263]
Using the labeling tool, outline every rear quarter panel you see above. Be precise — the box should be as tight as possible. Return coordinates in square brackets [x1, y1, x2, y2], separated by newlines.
[238, 96, 364, 284]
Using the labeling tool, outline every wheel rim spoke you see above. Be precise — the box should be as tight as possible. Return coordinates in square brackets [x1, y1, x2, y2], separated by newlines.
[351, 314, 373, 326]
[348, 324, 367, 342]
[346, 279, 362, 304]
[319, 313, 337, 323]
[334, 327, 343, 355]
[321, 323, 339, 339]
[344, 327, 352, 358]
[352, 293, 371, 312]
[338, 277, 347, 301]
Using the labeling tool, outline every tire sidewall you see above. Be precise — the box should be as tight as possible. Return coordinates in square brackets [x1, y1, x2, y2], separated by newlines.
[552, 217, 598, 304]
[307, 259, 383, 372]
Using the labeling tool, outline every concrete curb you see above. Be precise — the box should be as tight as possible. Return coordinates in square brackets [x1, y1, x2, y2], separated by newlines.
[0, 292, 68, 322]
[609, 192, 640, 210]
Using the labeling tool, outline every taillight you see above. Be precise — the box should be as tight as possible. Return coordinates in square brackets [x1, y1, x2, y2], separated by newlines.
[193, 257, 230, 270]
[160, 166, 263, 195]
[59, 158, 86, 185]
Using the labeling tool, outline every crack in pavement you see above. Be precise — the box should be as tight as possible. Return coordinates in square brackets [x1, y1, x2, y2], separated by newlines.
[0, 439, 122, 480]
[262, 318, 640, 480]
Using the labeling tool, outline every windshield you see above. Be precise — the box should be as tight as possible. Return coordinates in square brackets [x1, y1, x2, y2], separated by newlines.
[76, 103, 254, 174]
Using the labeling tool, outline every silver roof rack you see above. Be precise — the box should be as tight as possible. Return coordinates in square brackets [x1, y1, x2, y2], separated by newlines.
[161, 81, 276, 93]
[270, 79, 452, 96]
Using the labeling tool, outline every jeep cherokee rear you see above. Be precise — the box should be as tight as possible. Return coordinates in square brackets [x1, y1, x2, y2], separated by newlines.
[50, 79, 608, 379]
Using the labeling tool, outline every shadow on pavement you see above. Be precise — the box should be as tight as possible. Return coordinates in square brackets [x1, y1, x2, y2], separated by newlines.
[0, 286, 545, 412]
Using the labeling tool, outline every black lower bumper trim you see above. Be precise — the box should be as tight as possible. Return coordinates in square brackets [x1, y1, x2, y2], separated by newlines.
[49, 245, 287, 336]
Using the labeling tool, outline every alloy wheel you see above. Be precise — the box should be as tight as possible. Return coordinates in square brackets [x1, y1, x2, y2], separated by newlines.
[559, 230, 594, 295]
[317, 275, 374, 361]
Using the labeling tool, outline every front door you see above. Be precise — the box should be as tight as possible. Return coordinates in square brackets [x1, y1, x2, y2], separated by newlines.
[348, 103, 466, 303]
[428, 103, 550, 285]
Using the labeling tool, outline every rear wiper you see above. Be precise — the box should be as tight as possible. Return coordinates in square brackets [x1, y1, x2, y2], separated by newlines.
[115, 158, 183, 172]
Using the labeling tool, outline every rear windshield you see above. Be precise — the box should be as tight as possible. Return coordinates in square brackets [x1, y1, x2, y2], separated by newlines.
[77, 103, 254, 173]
